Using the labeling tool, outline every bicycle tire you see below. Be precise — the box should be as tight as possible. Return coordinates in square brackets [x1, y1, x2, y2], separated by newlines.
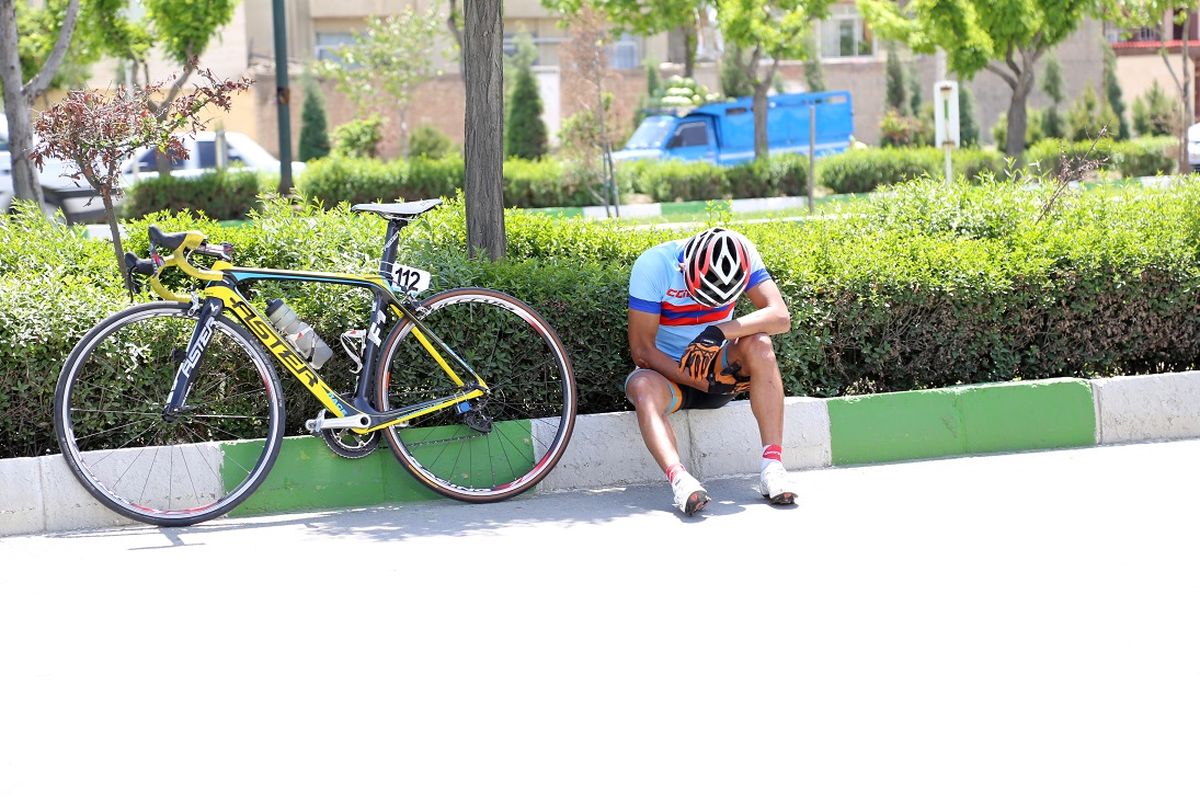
[376, 288, 577, 502]
[54, 302, 286, 526]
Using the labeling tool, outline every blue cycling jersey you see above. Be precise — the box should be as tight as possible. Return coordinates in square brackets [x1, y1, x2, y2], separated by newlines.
[628, 238, 771, 360]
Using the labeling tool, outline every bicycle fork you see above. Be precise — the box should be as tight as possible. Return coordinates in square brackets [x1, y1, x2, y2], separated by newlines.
[163, 297, 224, 421]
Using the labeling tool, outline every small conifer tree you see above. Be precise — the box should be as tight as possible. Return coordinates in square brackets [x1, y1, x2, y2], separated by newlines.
[1102, 43, 1129, 140]
[885, 43, 907, 112]
[505, 60, 548, 159]
[959, 83, 979, 146]
[1041, 55, 1065, 140]
[298, 77, 331, 161]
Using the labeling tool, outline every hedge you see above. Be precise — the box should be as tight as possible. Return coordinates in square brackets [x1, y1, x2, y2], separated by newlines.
[122, 170, 269, 221]
[1024, 136, 1177, 179]
[4, 178, 1200, 458]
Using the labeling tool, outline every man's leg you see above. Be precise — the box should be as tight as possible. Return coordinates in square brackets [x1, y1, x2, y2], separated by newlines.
[625, 369, 709, 515]
[726, 334, 795, 504]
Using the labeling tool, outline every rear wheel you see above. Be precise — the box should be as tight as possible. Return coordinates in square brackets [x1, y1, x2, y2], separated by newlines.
[54, 302, 285, 526]
[376, 288, 576, 502]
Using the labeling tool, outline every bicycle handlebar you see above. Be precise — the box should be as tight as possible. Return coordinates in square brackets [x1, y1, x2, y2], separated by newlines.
[131, 225, 231, 302]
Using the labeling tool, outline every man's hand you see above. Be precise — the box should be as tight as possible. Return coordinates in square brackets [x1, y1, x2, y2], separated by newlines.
[680, 325, 726, 384]
[713, 360, 751, 394]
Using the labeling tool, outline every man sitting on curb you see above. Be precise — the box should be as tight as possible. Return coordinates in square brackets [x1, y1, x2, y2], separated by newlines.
[625, 227, 796, 516]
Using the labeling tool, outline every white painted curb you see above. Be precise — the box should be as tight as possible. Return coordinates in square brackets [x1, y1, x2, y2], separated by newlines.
[1092, 371, 1200, 444]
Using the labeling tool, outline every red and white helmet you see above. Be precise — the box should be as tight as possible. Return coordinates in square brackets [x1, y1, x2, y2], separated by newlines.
[680, 227, 754, 307]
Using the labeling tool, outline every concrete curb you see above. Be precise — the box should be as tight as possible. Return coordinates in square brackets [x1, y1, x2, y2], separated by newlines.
[4, 370, 1198, 536]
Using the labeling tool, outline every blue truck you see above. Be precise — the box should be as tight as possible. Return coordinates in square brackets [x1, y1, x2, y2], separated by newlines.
[612, 90, 854, 165]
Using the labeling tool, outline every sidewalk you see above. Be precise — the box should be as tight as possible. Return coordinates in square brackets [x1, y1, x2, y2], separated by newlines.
[2, 370, 1197, 536]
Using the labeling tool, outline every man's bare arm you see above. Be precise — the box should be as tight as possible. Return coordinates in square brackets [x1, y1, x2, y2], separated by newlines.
[713, 279, 791, 340]
[628, 309, 710, 391]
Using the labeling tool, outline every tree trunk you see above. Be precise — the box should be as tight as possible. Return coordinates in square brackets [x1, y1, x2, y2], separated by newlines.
[684, 26, 696, 78]
[101, 193, 125, 273]
[0, 0, 44, 206]
[751, 54, 777, 160]
[1004, 70, 1035, 159]
[463, 0, 505, 261]
[1182, 11, 1193, 175]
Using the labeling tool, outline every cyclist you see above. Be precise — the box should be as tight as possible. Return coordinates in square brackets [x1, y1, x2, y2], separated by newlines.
[625, 226, 796, 515]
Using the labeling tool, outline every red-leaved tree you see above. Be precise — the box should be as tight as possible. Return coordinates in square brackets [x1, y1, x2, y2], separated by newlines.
[32, 65, 252, 272]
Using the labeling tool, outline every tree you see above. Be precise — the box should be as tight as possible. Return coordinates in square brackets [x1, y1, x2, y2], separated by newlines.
[959, 82, 979, 146]
[560, 7, 621, 213]
[1131, 80, 1177, 136]
[133, 0, 238, 173]
[317, 8, 445, 155]
[803, 43, 826, 91]
[885, 42, 907, 112]
[862, 0, 1091, 158]
[717, 0, 831, 159]
[0, 0, 81, 206]
[720, 43, 756, 97]
[464, 0, 505, 260]
[1041, 54, 1065, 139]
[506, 51, 549, 158]
[298, 76, 331, 161]
[32, 68, 250, 271]
[1102, 41, 1129, 139]
[1066, 84, 1118, 141]
[1106, 1, 1196, 171]
[907, 61, 923, 117]
[543, 0, 708, 76]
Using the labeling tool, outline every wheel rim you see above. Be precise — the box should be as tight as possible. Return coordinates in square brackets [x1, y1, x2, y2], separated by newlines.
[58, 307, 281, 522]
[380, 291, 575, 498]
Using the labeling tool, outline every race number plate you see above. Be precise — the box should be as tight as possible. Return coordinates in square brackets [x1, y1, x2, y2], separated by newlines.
[389, 264, 432, 296]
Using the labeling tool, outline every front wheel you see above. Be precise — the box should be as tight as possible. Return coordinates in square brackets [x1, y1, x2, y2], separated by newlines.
[54, 302, 286, 526]
[376, 288, 577, 502]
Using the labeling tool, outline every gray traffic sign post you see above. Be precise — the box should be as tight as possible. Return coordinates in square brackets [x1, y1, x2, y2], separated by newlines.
[934, 80, 959, 185]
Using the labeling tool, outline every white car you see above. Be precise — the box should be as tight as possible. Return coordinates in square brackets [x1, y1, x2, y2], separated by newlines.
[121, 131, 305, 186]
[1189, 122, 1200, 171]
[0, 116, 105, 221]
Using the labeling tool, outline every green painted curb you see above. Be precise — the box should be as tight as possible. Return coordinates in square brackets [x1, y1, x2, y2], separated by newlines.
[828, 378, 1096, 466]
[223, 420, 534, 516]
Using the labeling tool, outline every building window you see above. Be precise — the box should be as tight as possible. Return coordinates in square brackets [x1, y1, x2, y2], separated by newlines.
[315, 32, 355, 62]
[818, 5, 875, 58]
[607, 34, 641, 70]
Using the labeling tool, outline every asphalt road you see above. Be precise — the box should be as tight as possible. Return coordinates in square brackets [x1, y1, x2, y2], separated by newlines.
[2, 440, 1197, 800]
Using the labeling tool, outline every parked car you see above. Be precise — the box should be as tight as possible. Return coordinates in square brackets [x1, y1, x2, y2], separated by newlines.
[0, 116, 106, 222]
[120, 131, 305, 187]
[1189, 122, 1200, 171]
[612, 91, 855, 166]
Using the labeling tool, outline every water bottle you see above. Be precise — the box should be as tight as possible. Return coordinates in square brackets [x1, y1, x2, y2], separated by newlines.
[266, 299, 334, 368]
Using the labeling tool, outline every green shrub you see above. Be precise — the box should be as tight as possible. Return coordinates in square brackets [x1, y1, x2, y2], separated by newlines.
[1114, 136, 1177, 177]
[816, 147, 942, 193]
[408, 123, 455, 159]
[333, 115, 384, 158]
[122, 170, 266, 220]
[5, 180, 1200, 459]
[724, 155, 809, 198]
[1024, 136, 1175, 178]
[297, 156, 406, 205]
[628, 159, 728, 202]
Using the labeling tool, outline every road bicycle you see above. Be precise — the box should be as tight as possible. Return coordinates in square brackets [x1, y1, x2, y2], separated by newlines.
[54, 199, 577, 526]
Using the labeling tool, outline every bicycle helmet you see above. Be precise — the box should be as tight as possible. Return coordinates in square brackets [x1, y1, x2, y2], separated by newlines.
[680, 227, 754, 307]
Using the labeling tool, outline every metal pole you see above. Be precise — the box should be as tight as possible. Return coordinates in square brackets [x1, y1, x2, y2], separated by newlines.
[807, 101, 816, 214]
[272, 0, 293, 195]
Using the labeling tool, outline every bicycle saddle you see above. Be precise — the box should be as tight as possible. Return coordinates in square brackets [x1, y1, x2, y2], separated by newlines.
[147, 225, 189, 251]
[351, 199, 442, 222]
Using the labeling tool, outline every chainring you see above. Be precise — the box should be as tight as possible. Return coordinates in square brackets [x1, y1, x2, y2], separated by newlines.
[321, 428, 380, 459]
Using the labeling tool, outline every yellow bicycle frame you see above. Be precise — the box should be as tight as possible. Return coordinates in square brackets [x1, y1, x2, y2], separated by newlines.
[147, 231, 486, 434]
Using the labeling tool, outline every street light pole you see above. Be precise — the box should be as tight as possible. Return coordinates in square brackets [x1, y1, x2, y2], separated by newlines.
[272, 0, 293, 195]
